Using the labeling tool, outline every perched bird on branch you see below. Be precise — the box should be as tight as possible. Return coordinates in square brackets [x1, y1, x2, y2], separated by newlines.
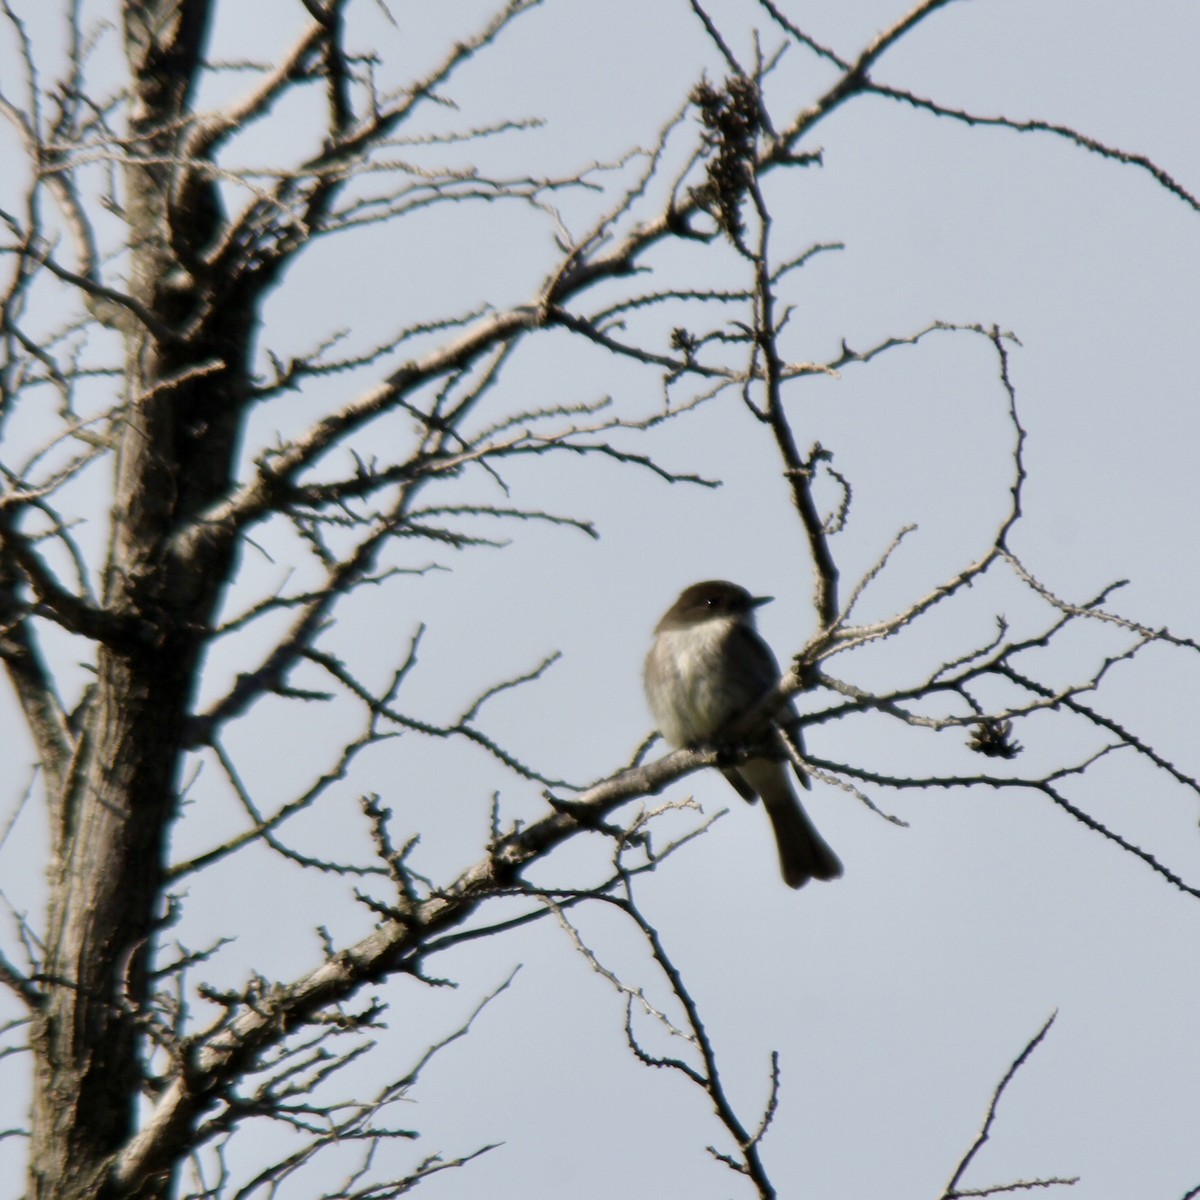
[644, 580, 842, 889]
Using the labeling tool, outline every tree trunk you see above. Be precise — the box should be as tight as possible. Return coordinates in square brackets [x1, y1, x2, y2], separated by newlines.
[26, 5, 246, 1196]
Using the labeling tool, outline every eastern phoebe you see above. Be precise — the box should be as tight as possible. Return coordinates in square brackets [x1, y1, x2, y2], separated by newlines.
[644, 580, 842, 889]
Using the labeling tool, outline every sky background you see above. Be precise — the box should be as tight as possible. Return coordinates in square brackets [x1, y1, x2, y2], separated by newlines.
[1, 1, 1198, 1197]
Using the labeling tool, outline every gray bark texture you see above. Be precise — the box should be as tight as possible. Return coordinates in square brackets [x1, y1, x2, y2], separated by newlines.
[28, 6, 237, 1197]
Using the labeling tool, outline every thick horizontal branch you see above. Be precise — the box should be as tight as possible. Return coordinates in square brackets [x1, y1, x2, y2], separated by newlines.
[113, 741, 711, 1191]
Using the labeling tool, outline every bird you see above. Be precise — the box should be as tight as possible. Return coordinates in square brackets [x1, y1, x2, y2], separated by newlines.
[644, 580, 842, 888]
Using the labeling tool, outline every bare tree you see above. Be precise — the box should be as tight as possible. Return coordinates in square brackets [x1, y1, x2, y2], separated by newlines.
[0, 2, 1195, 1198]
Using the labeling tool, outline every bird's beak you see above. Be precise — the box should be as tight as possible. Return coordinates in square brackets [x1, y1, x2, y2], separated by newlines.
[751, 594, 773, 608]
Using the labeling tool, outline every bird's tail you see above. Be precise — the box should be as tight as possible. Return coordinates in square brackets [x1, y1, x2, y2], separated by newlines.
[741, 759, 842, 889]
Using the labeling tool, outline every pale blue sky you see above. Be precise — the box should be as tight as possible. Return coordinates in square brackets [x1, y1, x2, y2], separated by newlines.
[1, 1, 1198, 1197]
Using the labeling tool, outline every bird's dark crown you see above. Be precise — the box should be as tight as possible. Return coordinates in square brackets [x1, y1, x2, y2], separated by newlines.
[661, 579, 772, 626]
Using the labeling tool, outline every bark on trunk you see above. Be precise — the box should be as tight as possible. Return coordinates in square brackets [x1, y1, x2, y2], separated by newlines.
[25, 5, 248, 1196]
